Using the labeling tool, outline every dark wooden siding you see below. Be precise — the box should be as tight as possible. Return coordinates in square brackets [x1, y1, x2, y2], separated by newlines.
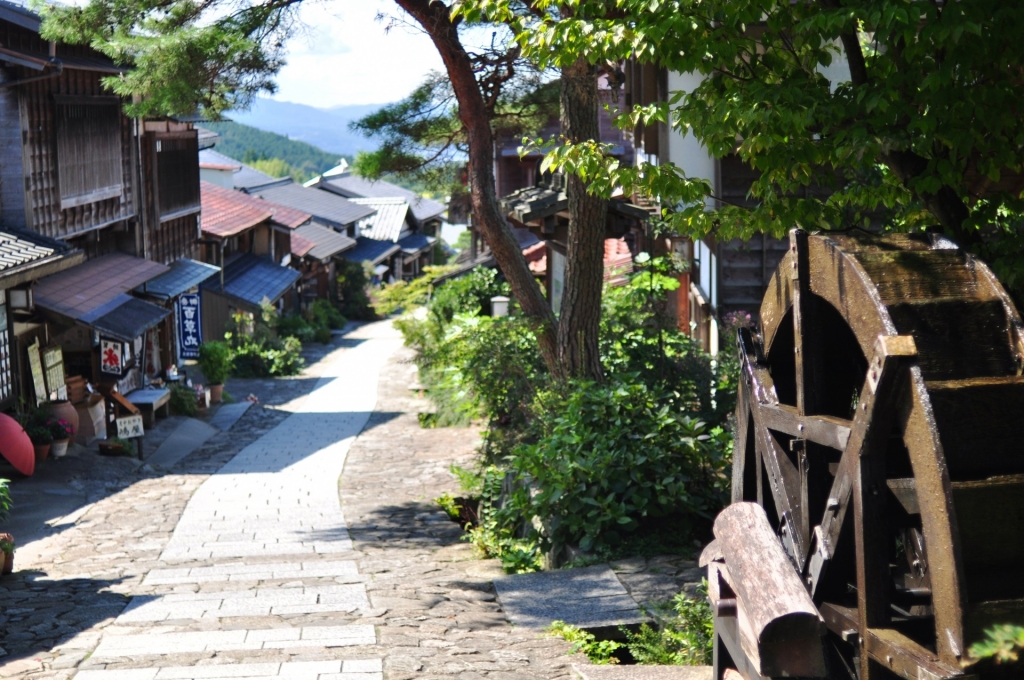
[54, 95, 123, 210]
[0, 21, 136, 238]
[155, 131, 200, 219]
[151, 214, 198, 265]
[0, 70, 25, 229]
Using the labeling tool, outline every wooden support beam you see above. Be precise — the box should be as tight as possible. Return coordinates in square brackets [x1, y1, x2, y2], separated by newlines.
[756, 403, 852, 451]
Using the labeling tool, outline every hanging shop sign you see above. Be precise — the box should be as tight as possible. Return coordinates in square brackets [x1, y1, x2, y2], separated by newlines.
[100, 336, 127, 376]
[177, 293, 202, 359]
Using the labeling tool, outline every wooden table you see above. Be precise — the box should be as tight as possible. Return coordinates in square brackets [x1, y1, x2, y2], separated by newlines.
[125, 387, 171, 428]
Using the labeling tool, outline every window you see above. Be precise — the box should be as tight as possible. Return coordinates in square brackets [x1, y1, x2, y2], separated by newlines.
[0, 292, 12, 403]
[55, 96, 123, 210]
[155, 132, 201, 219]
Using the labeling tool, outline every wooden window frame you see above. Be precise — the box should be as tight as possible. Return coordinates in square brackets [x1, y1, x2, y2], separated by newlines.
[153, 130, 201, 221]
[55, 95, 124, 211]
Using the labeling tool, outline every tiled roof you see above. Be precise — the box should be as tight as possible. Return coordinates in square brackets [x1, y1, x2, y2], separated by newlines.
[343, 237, 401, 266]
[294, 223, 357, 261]
[203, 254, 300, 308]
[89, 296, 171, 342]
[0, 229, 67, 273]
[350, 197, 410, 242]
[201, 181, 272, 237]
[201, 181, 311, 237]
[198, 148, 241, 171]
[397, 232, 437, 256]
[245, 180, 376, 228]
[35, 253, 170, 320]
[137, 258, 220, 300]
[290, 234, 316, 258]
[317, 173, 447, 223]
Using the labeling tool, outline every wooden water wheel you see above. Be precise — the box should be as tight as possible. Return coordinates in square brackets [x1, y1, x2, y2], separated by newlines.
[705, 229, 1024, 680]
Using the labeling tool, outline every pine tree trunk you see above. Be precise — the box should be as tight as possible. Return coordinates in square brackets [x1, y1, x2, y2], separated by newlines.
[556, 56, 606, 381]
[397, 0, 559, 373]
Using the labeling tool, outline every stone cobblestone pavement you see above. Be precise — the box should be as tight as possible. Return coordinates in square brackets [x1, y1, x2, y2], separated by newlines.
[0, 321, 585, 680]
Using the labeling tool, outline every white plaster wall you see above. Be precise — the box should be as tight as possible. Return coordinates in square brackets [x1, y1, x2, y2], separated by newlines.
[666, 70, 718, 205]
[200, 168, 233, 189]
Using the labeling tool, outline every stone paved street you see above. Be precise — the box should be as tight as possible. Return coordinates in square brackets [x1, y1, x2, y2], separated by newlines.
[0, 321, 584, 679]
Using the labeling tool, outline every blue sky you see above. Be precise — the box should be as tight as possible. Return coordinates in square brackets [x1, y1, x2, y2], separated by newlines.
[273, 1, 445, 109]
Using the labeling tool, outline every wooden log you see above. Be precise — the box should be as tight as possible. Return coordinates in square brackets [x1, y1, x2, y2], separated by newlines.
[713, 502, 826, 678]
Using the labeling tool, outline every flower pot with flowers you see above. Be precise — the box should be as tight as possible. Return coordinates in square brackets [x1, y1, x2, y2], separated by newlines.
[25, 424, 53, 461]
[1, 477, 13, 575]
[48, 418, 75, 458]
[198, 341, 233, 404]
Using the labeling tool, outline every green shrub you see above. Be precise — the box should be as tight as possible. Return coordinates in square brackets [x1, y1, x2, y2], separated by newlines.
[310, 299, 346, 330]
[168, 382, 198, 416]
[464, 466, 542, 574]
[548, 621, 622, 664]
[970, 625, 1024, 664]
[374, 265, 455, 316]
[0, 477, 11, 522]
[503, 379, 732, 553]
[198, 341, 233, 384]
[428, 267, 510, 325]
[226, 304, 304, 377]
[336, 259, 376, 320]
[625, 584, 714, 665]
[277, 313, 318, 343]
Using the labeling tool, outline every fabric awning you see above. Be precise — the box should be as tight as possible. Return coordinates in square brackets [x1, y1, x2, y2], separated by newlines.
[35, 253, 170, 322]
[86, 295, 171, 342]
[136, 258, 220, 300]
[203, 254, 301, 309]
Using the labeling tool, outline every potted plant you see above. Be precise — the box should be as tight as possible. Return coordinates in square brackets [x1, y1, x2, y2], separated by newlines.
[43, 399, 79, 437]
[26, 424, 53, 461]
[98, 437, 135, 457]
[48, 418, 75, 458]
[1, 478, 13, 575]
[198, 341, 233, 404]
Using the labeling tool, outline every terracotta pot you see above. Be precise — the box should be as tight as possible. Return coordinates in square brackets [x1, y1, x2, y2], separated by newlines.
[51, 439, 70, 458]
[45, 400, 79, 437]
[33, 443, 50, 462]
[1, 550, 12, 575]
[210, 384, 224, 404]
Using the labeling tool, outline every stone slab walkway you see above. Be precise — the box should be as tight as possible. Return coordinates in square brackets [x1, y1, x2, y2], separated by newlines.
[493, 566, 643, 630]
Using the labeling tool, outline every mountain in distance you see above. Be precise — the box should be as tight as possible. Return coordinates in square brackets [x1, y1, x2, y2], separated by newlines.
[201, 121, 345, 179]
[227, 98, 387, 157]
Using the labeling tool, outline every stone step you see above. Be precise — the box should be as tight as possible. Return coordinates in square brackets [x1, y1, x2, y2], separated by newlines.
[572, 664, 713, 680]
[75, 658, 383, 680]
[89, 625, 377, 658]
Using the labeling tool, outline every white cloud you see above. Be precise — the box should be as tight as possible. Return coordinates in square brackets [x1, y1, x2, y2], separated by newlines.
[273, 0, 445, 108]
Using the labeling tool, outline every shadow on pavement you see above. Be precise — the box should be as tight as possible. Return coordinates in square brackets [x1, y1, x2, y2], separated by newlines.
[0, 569, 129, 663]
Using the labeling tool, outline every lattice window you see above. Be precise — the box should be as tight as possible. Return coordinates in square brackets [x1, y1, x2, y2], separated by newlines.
[56, 96, 123, 210]
[156, 132, 200, 219]
[0, 294, 11, 403]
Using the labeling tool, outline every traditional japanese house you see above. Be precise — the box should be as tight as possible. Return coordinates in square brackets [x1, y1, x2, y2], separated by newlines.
[0, 230, 82, 411]
[198, 181, 303, 341]
[348, 197, 437, 281]
[309, 170, 447, 236]
[242, 178, 376, 236]
[289, 222, 356, 305]
[198, 147, 275, 191]
[0, 0, 208, 423]
[499, 172, 650, 311]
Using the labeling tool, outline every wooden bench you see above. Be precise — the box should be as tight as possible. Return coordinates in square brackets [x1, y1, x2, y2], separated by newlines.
[125, 387, 171, 428]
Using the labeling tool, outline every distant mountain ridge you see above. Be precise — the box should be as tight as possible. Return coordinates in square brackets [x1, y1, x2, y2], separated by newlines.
[227, 98, 386, 157]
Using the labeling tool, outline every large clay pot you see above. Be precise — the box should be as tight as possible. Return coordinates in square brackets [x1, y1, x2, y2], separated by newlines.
[45, 400, 79, 437]
[33, 443, 50, 462]
[209, 384, 224, 404]
[51, 439, 69, 458]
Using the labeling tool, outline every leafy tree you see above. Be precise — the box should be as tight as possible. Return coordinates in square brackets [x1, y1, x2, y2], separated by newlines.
[41, 0, 615, 381]
[472, 0, 1024, 292]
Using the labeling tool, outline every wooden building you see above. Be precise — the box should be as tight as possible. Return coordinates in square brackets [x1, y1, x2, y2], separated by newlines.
[0, 1, 211, 423]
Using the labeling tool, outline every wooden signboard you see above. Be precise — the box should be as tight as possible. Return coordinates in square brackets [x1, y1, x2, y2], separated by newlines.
[27, 339, 46, 405]
[116, 414, 144, 439]
[42, 345, 67, 400]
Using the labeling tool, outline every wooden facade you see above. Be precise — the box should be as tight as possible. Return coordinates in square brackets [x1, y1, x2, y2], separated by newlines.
[140, 121, 201, 265]
[0, 19, 138, 245]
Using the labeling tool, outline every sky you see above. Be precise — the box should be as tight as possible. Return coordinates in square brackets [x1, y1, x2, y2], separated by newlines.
[272, 1, 446, 110]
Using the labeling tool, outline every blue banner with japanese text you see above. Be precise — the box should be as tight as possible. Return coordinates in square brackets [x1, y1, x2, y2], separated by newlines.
[177, 293, 202, 359]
